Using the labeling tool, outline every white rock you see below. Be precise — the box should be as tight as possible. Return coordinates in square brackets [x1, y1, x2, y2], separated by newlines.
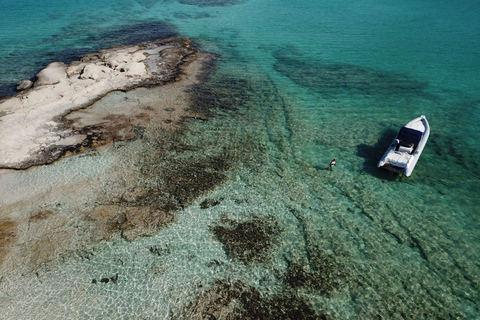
[80, 64, 114, 81]
[0, 38, 206, 169]
[34, 62, 67, 87]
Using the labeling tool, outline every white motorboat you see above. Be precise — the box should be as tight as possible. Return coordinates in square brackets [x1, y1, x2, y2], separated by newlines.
[377, 115, 430, 177]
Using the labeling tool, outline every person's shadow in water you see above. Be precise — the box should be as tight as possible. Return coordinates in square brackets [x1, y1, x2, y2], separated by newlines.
[357, 128, 399, 180]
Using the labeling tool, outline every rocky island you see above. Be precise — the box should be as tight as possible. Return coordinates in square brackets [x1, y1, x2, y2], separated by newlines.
[0, 37, 215, 169]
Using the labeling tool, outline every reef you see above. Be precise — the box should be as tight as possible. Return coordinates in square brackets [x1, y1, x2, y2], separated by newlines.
[211, 215, 281, 264]
[273, 49, 428, 96]
[164, 160, 229, 208]
[176, 279, 325, 320]
[178, 0, 248, 7]
[88, 205, 175, 242]
[283, 253, 345, 295]
[0, 37, 215, 169]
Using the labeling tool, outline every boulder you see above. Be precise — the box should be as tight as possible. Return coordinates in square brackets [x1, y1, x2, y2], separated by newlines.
[34, 62, 67, 87]
[16, 79, 33, 91]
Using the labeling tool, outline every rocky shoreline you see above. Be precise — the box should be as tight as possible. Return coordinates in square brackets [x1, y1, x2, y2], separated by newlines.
[0, 37, 215, 170]
[0, 37, 223, 276]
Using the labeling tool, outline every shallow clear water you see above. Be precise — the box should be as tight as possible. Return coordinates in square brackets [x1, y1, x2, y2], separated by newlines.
[0, 0, 479, 318]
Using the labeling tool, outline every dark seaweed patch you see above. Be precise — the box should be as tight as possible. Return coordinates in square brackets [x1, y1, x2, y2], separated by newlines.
[173, 12, 213, 19]
[283, 253, 346, 295]
[92, 273, 119, 284]
[176, 280, 325, 320]
[87, 64, 241, 239]
[0, 218, 17, 264]
[273, 51, 427, 96]
[178, 0, 247, 7]
[164, 164, 227, 208]
[200, 198, 221, 209]
[429, 131, 479, 175]
[80, 20, 178, 49]
[29, 210, 55, 222]
[188, 76, 252, 117]
[211, 216, 281, 264]
[149, 244, 171, 256]
[135, 0, 162, 9]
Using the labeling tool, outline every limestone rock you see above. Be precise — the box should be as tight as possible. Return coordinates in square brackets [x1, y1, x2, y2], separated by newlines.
[16, 79, 33, 91]
[0, 37, 216, 169]
[34, 62, 68, 87]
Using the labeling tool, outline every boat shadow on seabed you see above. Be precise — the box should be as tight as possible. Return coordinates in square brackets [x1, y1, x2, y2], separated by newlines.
[357, 128, 399, 180]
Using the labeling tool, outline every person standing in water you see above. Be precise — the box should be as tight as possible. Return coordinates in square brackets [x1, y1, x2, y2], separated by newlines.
[329, 158, 336, 169]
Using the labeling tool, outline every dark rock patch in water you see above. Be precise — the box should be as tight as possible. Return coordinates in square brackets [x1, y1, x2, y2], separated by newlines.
[0, 218, 17, 264]
[84, 63, 243, 241]
[165, 165, 227, 208]
[174, 12, 214, 19]
[89, 21, 178, 48]
[211, 215, 281, 264]
[149, 244, 171, 256]
[29, 209, 55, 222]
[188, 76, 253, 116]
[429, 131, 478, 175]
[200, 198, 221, 209]
[87, 126, 231, 241]
[284, 251, 346, 296]
[178, 0, 247, 7]
[135, 0, 162, 9]
[176, 279, 325, 320]
[273, 49, 428, 96]
[92, 273, 119, 284]
[31, 117, 141, 169]
[89, 205, 175, 241]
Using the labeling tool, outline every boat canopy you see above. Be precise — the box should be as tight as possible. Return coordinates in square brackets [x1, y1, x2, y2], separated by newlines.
[397, 127, 422, 145]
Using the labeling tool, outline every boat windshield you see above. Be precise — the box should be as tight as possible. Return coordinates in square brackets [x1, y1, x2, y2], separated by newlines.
[397, 127, 422, 145]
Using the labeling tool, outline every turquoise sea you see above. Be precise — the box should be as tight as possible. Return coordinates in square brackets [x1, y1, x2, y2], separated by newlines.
[1, 0, 479, 318]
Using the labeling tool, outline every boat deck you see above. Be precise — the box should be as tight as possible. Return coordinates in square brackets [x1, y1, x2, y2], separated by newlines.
[385, 150, 411, 167]
[378, 115, 429, 177]
[407, 119, 427, 132]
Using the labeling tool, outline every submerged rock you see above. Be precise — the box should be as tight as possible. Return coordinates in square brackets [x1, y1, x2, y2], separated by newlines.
[200, 198, 221, 209]
[179, 0, 247, 7]
[93, 273, 119, 284]
[0, 218, 17, 264]
[211, 215, 281, 264]
[283, 254, 346, 295]
[273, 49, 428, 96]
[176, 279, 324, 320]
[88, 205, 174, 241]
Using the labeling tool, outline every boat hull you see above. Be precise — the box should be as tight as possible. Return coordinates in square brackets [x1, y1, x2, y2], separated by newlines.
[377, 115, 430, 177]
